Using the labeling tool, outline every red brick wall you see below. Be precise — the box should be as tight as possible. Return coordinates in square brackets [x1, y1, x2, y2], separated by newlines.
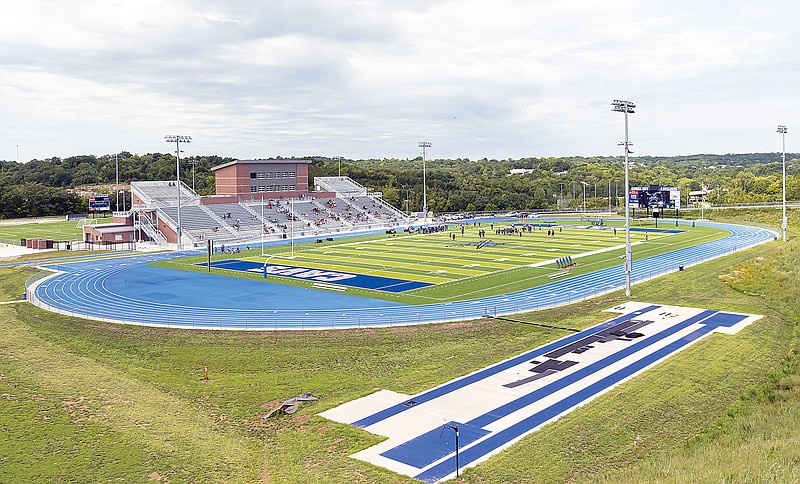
[213, 161, 311, 197]
[296, 163, 309, 192]
[157, 218, 178, 244]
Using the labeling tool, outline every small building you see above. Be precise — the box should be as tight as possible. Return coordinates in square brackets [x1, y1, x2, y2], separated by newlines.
[83, 224, 138, 245]
[83, 213, 138, 246]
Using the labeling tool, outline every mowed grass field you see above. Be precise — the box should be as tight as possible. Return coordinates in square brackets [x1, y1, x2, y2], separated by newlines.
[168, 219, 727, 303]
[0, 209, 798, 483]
[0, 217, 113, 243]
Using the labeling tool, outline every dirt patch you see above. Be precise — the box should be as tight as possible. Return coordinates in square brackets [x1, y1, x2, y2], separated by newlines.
[148, 471, 168, 482]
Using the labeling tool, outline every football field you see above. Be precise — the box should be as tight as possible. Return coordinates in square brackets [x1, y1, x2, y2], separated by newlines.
[186, 219, 720, 304]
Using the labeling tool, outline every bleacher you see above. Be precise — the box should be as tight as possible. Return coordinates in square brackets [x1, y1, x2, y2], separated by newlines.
[314, 176, 367, 197]
[131, 180, 413, 248]
[132, 181, 197, 207]
[302, 199, 353, 230]
[160, 206, 220, 232]
[350, 196, 406, 224]
[243, 199, 300, 234]
[204, 203, 263, 232]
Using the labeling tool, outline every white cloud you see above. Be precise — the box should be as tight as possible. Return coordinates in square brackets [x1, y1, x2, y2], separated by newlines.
[1, 0, 799, 162]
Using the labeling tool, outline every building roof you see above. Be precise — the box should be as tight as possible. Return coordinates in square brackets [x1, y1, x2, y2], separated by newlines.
[211, 159, 312, 172]
[87, 224, 138, 234]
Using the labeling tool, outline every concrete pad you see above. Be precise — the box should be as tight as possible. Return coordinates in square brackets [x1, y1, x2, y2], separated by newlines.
[319, 302, 761, 482]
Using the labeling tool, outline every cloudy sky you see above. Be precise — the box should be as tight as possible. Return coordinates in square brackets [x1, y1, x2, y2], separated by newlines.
[1, 0, 798, 162]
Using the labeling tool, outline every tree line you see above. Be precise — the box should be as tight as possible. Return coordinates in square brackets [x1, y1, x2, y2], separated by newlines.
[0, 152, 796, 219]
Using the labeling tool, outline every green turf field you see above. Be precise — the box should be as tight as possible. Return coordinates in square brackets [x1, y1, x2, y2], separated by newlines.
[166, 219, 728, 304]
[0, 217, 113, 243]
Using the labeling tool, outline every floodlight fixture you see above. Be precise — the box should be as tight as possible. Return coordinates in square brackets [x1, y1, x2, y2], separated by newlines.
[165, 134, 192, 249]
[612, 99, 635, 297]
[418, 141, 431, 217]
[611, 99, 635, 113]
[778, 125, 788, 242]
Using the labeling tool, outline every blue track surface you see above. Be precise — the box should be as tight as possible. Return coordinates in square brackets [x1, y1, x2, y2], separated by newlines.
[27, 220, 777, 330]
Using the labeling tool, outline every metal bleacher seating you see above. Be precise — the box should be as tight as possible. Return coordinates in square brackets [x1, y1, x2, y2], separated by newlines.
[204, 203, 262, 231]
[350, 196, 406, 224]
[160, 206, 219, 232]
[131, 179, 413, 248]
[132, 181, 197, 207]
[313, 176, 368, 197]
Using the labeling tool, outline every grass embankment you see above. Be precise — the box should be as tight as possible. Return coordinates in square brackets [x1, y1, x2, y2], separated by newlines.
[0, 217, 113, 243]
[1, 208, 798, 482]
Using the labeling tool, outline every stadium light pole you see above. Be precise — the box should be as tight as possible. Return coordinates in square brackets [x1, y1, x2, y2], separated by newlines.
[335, 156, 343, 177]
[778, 125, 788, 242]
[165, 135, 191, 250]
[612, 99, 635, 297]
[580, 181, 587, 213]
[114, 153, 120, 212]
[559, 182, 564, 210]
[419, 141, 431, 218]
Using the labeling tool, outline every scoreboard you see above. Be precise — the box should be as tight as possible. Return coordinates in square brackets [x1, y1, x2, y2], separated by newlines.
[88, 194, 111, 212]
[629, 185, 680, 210]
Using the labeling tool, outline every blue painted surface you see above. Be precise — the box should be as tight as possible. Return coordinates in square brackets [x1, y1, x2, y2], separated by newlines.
[201, 259, 433, 292]
[629, 227, 683, 233]
[381, 421, 489, 468]
[352, 305, 660, 428]
[29, 220, 776, 329]
[410, 310, 749, 482]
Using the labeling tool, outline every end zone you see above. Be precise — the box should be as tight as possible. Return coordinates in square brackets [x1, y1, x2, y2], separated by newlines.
[199, 259, 433, 293]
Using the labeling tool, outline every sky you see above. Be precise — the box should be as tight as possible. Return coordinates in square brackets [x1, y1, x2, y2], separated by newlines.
[1, 0, 798, 163]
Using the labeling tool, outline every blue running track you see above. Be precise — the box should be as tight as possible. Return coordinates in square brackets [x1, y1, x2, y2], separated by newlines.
[26, 220, 776, 330]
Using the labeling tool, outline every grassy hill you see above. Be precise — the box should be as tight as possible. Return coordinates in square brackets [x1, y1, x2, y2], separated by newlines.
[0, 208, 797, 483]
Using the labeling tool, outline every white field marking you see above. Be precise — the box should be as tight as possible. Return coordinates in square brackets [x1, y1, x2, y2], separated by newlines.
[410, 240, 646, 301]
[426, 231, 704, 301]
[296, 251, 473, 281]
[254, 225, 718, 301]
